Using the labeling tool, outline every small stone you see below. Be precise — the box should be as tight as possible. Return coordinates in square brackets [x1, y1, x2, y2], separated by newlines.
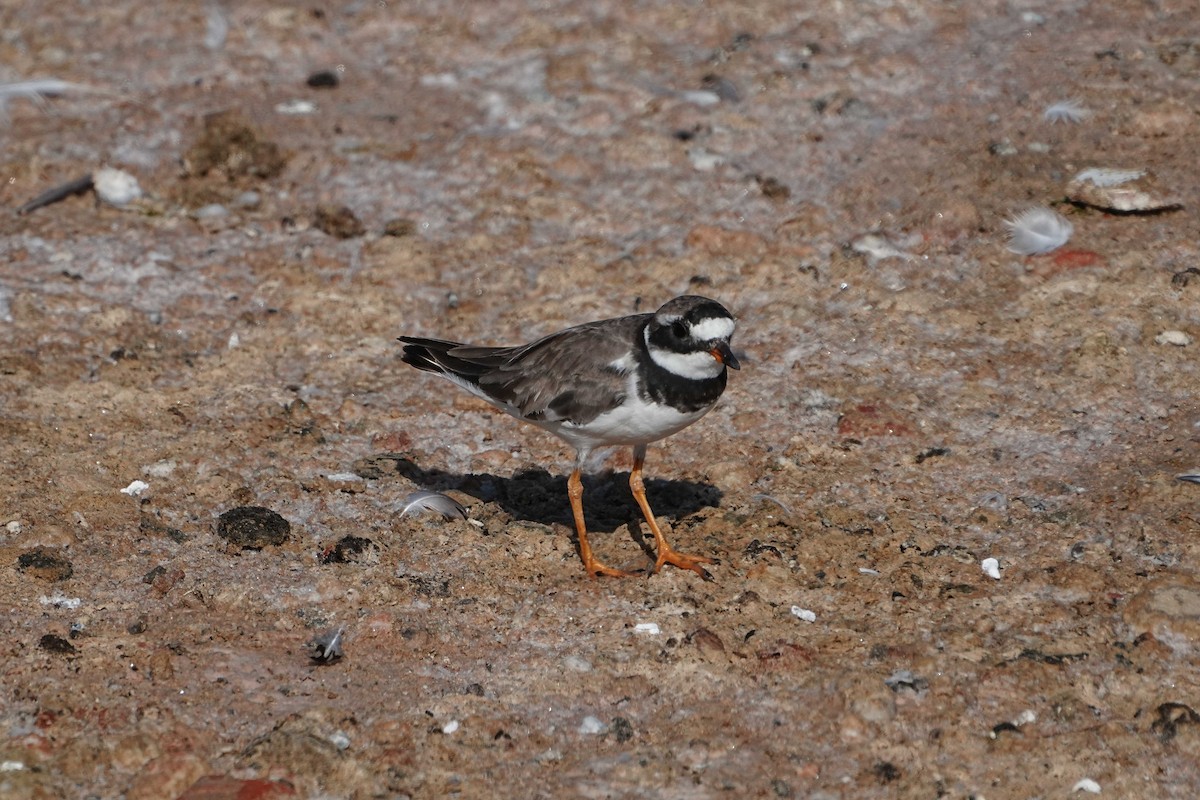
[382, 217, 417, 237]
[633, 622, 660, 635]
[578, 716, 606, 735]
[17, 546, 74, 582]
[121, 480, 150, 496]
[790, 606, 816, 623]
[93, 167, 142, 207]
[442, 719, 460, 735]
[306, 70, 340, 89]
[319, 535, 376, 564]
[313, 204, 365, 239]
[215, 506, 291, 549]
[1072, 777, 1101, 793]
[193, 203, 229, 219]
[38, 633, 76, 655]
[1155, 330, 1191, 346]
[233, 191, 261, 209]
[981, 557, 1002, 580]
[1066, 168, 1181, 213]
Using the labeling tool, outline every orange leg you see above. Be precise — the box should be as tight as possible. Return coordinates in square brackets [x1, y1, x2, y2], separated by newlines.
[629, 446, 714, 577]
[569, 468, 637, 578]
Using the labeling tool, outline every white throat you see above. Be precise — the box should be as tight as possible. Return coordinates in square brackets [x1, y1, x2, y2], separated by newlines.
[644, 328, 726, 380]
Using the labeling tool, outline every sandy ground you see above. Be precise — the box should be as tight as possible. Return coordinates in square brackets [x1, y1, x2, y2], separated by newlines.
[2, 1, 1200, 798]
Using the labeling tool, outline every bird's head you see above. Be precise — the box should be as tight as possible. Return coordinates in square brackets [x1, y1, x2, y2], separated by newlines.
[644, 295, 739, 380]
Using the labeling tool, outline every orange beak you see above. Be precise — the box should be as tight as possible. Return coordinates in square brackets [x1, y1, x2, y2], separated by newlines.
[709, 342, 740, 370]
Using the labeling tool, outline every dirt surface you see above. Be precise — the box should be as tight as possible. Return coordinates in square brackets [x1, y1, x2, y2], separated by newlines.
[3, 1, 1200, 798]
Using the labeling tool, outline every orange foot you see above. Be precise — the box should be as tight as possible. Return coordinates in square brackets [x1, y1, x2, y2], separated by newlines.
[582, 555, 640, 579]
[653, 547, 717, 578]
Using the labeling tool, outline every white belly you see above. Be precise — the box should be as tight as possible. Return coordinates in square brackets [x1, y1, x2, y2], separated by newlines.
[541, 393, 714, 451]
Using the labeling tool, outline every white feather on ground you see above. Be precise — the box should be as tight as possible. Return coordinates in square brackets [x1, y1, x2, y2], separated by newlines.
[1004, 207, 1073, 255]
[401, 490, 467, 520]
[0, 79, 92, 114]
[1043, 99, 1090, 124]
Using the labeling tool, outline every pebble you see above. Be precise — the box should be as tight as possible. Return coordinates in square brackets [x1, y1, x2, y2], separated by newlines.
[121, 479, 149, 496]
[1155, 330, 1191, 346]
[275, 99, 316, 115]
[578, 716, 606, 735]
[442, 720, 460, 735]
[1072, 778, 1101, 793]
[215, 506, 291, 549]
[233, 191, 261, 209]
[791, 606, 816, 623]
[383, 217, 417, 237]
[680, 90, 721, 106]
[1066, 168, 1181, 213]
[93, 167, 142, 206]
[633, 622, 660, 635]
[193, 203, 228, 219]
[306, 70, 340, 89]
[313, 204, 365, 239]
[981, 557, 1001, 580]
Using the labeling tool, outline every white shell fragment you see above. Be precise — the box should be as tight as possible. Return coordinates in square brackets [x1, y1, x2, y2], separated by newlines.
[1005, 207, 1073, 255]
[1072, 777, 1102, 793]
[1154, 330, 1191, 347]
[1066, 168, 1182, 213]
[401, 490, 467, 520]
[981, 557, 1001, 580]
[790, 606, 817, 623]
[120, 480, 150, 496]
[442, 719, 460, 735]
[93, 167, 143, 207]
[633, 622, 661, 635]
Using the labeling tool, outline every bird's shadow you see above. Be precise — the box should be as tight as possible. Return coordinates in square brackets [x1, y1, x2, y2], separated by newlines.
[353, 452, 723, 534]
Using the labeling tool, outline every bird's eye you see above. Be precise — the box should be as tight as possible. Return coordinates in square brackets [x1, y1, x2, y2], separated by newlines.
[671, 321, 687, 339]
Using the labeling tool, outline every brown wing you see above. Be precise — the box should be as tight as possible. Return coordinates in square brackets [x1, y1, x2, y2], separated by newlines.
[436, 313, 648, 424]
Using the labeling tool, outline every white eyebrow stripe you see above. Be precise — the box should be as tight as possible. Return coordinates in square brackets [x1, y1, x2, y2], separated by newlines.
[690, 317, 735, 341]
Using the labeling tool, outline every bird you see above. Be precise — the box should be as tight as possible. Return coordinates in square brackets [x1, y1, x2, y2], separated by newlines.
[398, 295, 740, 578]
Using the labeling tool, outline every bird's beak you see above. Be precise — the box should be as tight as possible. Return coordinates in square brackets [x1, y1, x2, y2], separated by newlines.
[710, 342, 740, 370]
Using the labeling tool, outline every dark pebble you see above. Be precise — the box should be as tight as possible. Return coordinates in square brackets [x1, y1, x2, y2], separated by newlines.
[313, 204, 365, 239]
[755, 175, 791, 200]
[39, 633, 77, 655]
[216, 506, 291, 549]
[611, 716, 634, 743]
[17, 547, 74, 582]
[319, 535, 375, 564]
[306, 69, 340, 88]
[382, 217, 417, 237]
